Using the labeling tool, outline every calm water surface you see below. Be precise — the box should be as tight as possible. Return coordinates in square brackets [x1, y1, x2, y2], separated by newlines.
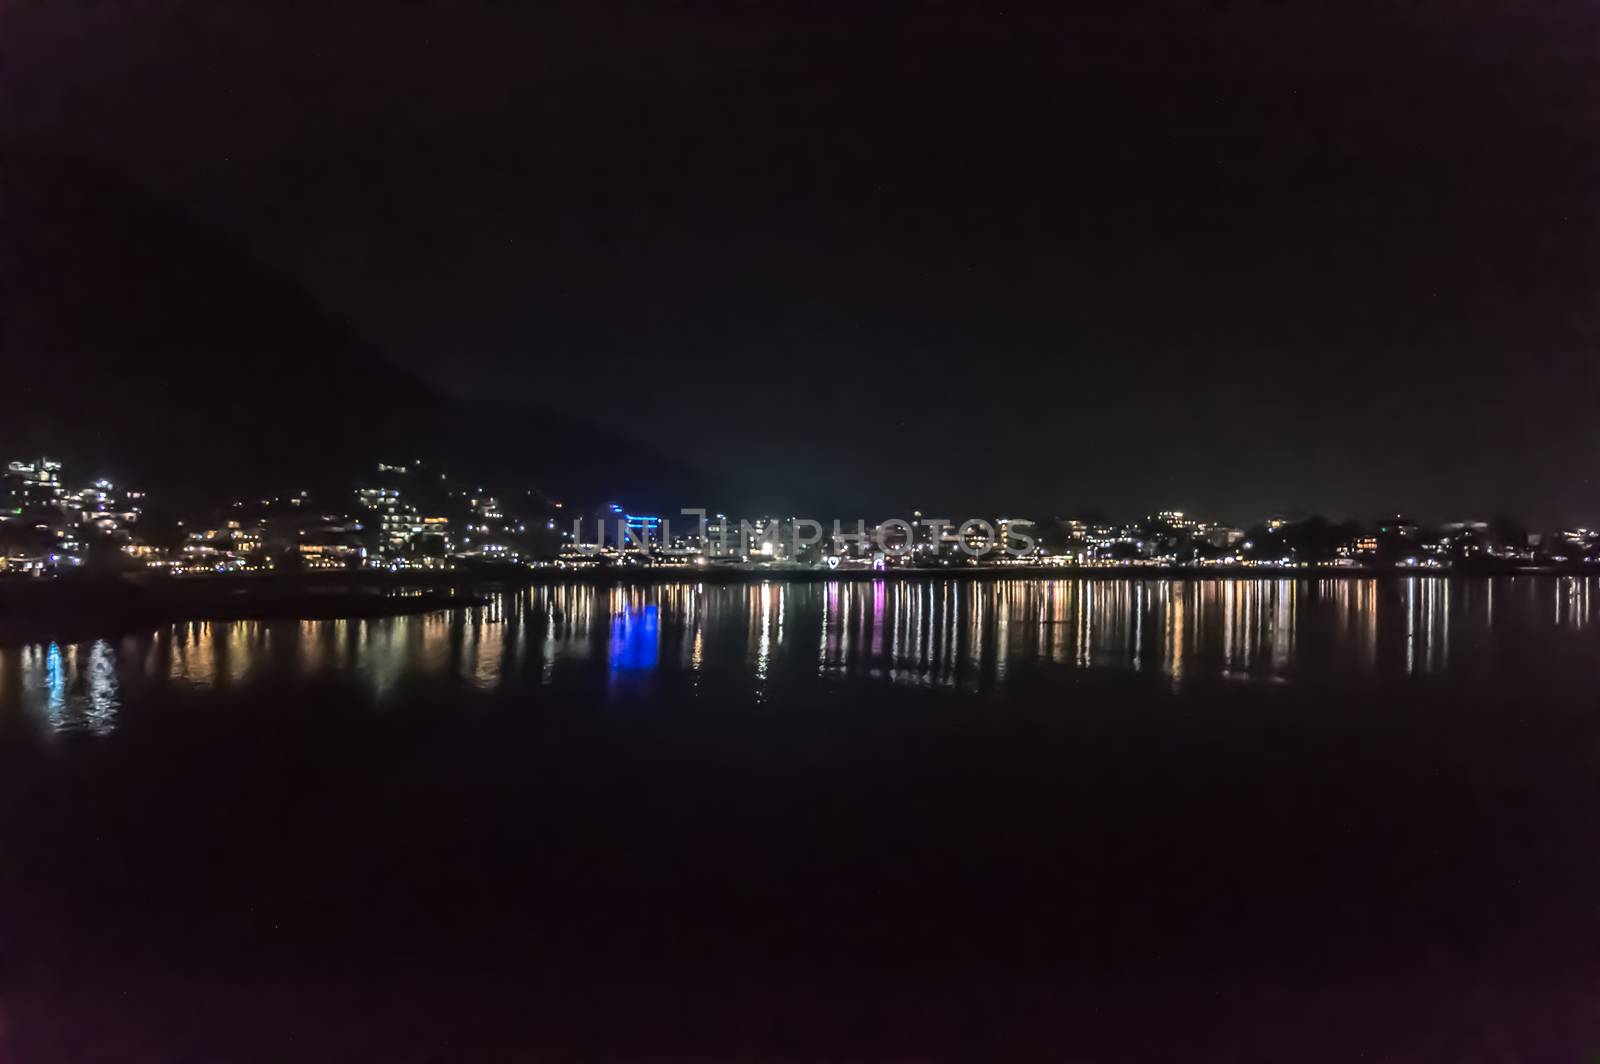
[5, 575, 1600, 730]
[5, 576, 1600, 1060]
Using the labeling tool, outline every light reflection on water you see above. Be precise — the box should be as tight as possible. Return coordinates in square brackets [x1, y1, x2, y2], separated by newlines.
[2, 638, 124, 735]
[2, 576, 1598, 733]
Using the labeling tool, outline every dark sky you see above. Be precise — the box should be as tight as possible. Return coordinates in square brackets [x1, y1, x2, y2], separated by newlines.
[3, 1, 1598, 524]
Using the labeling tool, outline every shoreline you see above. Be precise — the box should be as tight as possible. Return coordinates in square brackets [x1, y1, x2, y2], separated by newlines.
[0, 577, 484, 648]
[523, 563, 1580, 583]
[0, 563, 1587, 648]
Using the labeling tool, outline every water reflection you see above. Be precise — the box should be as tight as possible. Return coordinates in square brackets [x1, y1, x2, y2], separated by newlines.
[4, 576, 1600, 733]
[0, 639, 124, 734]
[609, 601, 660, 673]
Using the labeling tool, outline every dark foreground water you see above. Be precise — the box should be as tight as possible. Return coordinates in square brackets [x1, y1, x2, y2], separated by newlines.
[3, 576, 1600, 1060]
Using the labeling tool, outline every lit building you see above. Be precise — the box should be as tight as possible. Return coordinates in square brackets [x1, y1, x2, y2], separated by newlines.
[1197, 525, 1245, 549]
[297, 524, 366, 569]
[416, 516, 453, 556]
[355, 486, 424, 555]
[67, 480, 142, 539]
[4, 458, 65, 515]
[704, 515, 745, 561]
[1338, 536, 1379, 561]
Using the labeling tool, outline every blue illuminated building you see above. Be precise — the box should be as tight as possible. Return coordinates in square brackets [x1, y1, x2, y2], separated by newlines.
[623, 513, 661, 549]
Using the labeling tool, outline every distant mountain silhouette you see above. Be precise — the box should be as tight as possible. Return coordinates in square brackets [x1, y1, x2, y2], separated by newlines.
[0, 150, 699, 510]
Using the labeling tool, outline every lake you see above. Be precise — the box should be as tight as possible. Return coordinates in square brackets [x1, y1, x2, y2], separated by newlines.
[3, 576, 1599, 1060]
[7, 575, 1598, 723]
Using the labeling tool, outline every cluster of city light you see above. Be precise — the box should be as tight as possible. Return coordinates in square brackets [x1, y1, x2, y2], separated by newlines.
[4, 456, 1598, 578]
[0, 459, 142, 574]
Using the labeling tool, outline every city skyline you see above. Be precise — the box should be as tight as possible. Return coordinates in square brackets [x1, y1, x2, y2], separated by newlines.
[4, 452, 1596, 579]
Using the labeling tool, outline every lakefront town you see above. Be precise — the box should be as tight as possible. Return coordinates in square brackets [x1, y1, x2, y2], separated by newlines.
[3, 455, 1595, 579]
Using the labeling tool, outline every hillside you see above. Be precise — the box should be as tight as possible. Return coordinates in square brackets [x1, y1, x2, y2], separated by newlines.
[0, 150, 697, 510]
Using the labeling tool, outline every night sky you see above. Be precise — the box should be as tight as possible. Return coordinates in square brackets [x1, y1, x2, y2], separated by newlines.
[3, 2, 1597, 524]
